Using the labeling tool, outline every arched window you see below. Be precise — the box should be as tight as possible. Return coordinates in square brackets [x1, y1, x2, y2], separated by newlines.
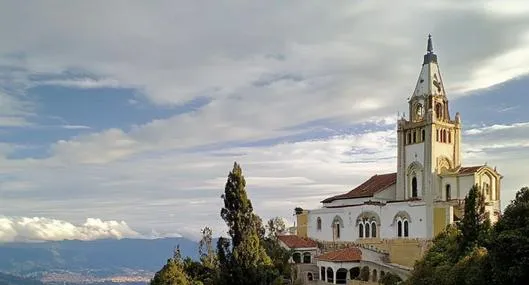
[350, 267, 360, 280]
[293, 252, 301, 263]
[397, 220, 402, 237]
[303, 252, 311, 264]
[412, 176, 418, 198]
[443, 129, 447, 143]
[436, 103, 443, 119]
[446, 184, 451, 201]
[404, 220, 409, 237]
[407, 132, 411, 144]
[413, 131, 416, 143]
[436, 130, 439, 141]
[365, 223, 370, 238]
[372, 269, 378, 282]
[359, 223, 364, 238]
[371, 222, 377, 238]
[316, 217, 322, 231]
[448, 131, 451, 143]
[332, 215, 343, 240]
[421, 129, 425, 141]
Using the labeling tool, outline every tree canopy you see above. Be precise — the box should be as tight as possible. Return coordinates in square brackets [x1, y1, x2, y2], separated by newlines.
[217, 162, 274, 285]
[152, 162, 291, 285]
[407, 185, 529, 285]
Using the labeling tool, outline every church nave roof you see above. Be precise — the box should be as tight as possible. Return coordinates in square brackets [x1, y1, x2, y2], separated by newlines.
[321, 172, 397, 203]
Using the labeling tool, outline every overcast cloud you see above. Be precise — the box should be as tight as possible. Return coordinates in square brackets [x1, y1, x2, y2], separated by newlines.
[0, 0, 528, 241]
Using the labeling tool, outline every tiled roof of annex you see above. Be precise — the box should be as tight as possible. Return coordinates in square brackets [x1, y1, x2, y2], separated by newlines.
[316, 247, 362, 262]
[322, 173, 397, 203]
[277, 235, 318, 249]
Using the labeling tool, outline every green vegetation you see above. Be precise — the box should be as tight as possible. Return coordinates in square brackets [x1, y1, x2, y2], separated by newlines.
[151, 246, 194, 285]
[379, 272, 402, 285]
[406, 186, 529, 285]
[151, 162, 291, 285]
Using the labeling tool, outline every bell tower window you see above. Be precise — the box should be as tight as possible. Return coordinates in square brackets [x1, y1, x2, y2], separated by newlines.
[435, 103, 443, 120]
[412, 176, 418, 198]
[446, 184, 451, 201]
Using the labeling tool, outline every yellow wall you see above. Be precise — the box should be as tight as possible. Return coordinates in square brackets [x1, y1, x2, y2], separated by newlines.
[387, 239, 426, 268]
[433, 207, 448, 237]
[296, 211, 308, 238]
[319, 239, 430, 269]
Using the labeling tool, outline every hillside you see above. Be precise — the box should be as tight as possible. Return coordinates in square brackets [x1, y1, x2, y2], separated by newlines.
[0, 237, 200, 282]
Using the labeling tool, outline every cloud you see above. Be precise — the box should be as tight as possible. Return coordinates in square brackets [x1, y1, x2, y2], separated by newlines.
[464, 122, 529, 135]
[61, 124, 91, 130]
[33, 78, 127, 89]
[0, 128, 398, 238]
[0, 216, 140, 242]
[0, 1, 528, 240]
[0, 119, 528, 240]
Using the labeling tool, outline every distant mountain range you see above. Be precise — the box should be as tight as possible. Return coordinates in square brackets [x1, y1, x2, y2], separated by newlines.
[0, 237, 202, 284]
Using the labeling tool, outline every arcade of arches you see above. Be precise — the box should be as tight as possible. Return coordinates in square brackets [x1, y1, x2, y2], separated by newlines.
[319, 265, 384, 284]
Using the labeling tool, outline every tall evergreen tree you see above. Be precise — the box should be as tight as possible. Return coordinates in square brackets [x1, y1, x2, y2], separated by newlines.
[458, 184, 490, 256]
[217, 162, 273, 285]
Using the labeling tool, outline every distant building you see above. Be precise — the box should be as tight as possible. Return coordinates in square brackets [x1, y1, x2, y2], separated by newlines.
[293, 35, 503, 284]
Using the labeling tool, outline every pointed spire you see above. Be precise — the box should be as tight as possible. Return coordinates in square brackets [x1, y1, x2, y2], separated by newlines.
[412, 34, 446, 98]
[423, 34, 437, 64]
[427, 34, 433, 53]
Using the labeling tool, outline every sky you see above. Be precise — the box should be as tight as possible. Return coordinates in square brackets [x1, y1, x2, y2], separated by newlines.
[1, 0, 529, 242]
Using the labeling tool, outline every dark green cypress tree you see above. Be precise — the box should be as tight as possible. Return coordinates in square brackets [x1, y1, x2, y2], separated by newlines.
[458, 184, 490, 256]
[217, 162, 273, 285]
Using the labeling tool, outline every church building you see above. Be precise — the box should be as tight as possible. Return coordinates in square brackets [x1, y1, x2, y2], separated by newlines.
[291, 35, 503, 284]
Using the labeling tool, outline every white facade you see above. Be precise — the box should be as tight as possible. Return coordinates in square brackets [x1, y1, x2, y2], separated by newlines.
[308, 201, 428, 241]
[306, 35, 503, 243]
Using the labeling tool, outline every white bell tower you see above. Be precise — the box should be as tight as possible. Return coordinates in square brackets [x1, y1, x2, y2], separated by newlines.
[395, 35, 462, 202]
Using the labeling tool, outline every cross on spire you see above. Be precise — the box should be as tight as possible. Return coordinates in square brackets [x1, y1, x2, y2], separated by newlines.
[427, 34, 433, 53]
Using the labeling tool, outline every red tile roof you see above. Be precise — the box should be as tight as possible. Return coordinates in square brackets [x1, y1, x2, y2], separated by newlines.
[322, 173, 397, 203]
[317, 247, 362, 262]
[458, 166, 483, 175]
[277, 235, 318, 249]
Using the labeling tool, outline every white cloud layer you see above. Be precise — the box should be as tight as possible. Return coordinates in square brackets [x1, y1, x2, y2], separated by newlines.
[0, 216, 140, 242]
[0, 1, 528, 240]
